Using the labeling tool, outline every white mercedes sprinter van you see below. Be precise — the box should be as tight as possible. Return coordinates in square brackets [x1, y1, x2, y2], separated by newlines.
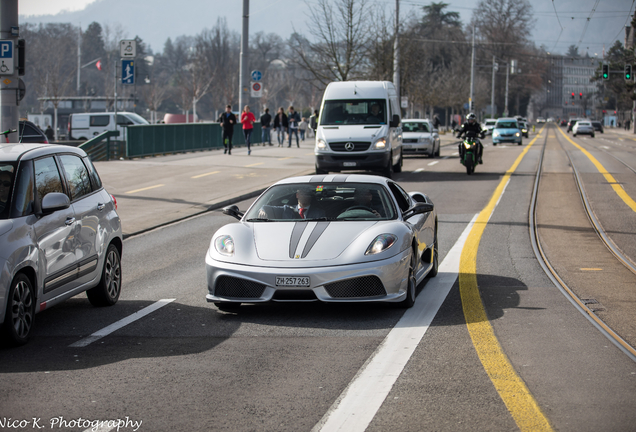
[68, 112, 149, 141]
[314, 81, 402, 177]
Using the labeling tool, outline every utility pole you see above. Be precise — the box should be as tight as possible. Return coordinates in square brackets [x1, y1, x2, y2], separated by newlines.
[504, 60, 509, 117]
[238, 0, 249, 112]
[0, 0, 20, 140]
[77, 25, 81, 96]
[491, 56, 497, 118]
[469, 26, 475, 112]
[393, 0, 400, 106]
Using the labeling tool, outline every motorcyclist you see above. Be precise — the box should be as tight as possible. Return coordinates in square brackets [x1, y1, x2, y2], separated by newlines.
[456, 113, 486, 164]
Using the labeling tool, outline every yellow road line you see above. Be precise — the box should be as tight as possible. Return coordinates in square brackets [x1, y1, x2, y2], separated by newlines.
[125, 184, 164, 194]
[556, 127, 636, 212]
[245, 162, 264, 167]
[580, 268, 603, 271]
[191, 171, 220, 179]
[460, 125, 553, 432]
[278, 157, 293, 160]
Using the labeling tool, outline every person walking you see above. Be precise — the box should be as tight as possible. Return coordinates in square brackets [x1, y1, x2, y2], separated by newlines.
[218, 105, 236, 155]
[299, 117, 308, 141]
[273, 107, 288, 147]
[44, 125, 54, 142]
[260, 108, 272, 145]
[288, 105, 301, 148]
[309, 109, 318, 138]
[241, 105, 256, 155]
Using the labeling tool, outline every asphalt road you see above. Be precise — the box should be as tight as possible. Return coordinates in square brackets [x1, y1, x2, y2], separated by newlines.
[1, 125, 635, 432]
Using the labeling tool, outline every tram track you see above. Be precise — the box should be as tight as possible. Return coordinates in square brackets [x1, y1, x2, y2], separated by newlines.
[529, 125, 636, 362]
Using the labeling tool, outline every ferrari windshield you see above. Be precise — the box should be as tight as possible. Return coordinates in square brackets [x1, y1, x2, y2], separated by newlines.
[320, 100, 387, 125]
[245, 183, 397, 221]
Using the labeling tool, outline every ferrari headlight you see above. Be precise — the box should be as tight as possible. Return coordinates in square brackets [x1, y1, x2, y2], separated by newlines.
[365, 234, 397, 255]
[316, 139, 327, 150]
[373, 137, 387, 149]
[214, 235, 235, 256]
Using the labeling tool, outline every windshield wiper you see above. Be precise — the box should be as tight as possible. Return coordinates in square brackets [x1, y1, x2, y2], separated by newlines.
[245, 218, 273, 222]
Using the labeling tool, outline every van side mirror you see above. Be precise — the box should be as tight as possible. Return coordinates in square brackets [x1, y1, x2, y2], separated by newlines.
[390, 114, 400, 128]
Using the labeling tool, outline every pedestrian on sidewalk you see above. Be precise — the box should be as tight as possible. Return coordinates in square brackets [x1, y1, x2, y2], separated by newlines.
[288, 106, 301, 147]
[241, 105, 256, 155]
[44, 125, 54, 142]
[260, 108, 272, 145]
[274, 107, 288, 147]
[309, 109, 318, 138]
[218, 105, 236, 155]
[299, 117, 308, 141]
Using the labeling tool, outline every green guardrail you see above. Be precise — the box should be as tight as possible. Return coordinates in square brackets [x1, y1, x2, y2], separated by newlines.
[78, 131, 124, 161]
[126, 123, 263, 158]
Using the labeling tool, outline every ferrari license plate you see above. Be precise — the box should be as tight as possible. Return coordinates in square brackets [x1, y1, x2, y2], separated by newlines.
[276, 276, 310, 287]
[343, 161, 357, 167]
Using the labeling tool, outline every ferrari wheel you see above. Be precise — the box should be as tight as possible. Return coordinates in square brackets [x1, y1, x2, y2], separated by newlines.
[426, 236, 439, 278]
[397, 251, 417, 308]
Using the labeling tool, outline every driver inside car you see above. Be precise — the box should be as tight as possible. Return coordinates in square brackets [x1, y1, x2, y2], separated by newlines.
[341, 187, 382, 217]
[258, 187, 326, 220]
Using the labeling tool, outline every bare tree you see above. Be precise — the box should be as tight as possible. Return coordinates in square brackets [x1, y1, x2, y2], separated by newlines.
[29, 23, 78, 140]
[289, 0, 374, 84]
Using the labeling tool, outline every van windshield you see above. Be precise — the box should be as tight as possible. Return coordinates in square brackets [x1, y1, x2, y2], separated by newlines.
[320, 100, 387, 125]
[125, 113, 149, 125]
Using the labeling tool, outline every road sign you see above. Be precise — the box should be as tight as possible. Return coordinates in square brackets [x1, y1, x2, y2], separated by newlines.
[0, 40, 14, 76]
[401, 96, 408, 108]
[120, 40, 137, 58]
[251, 81, 262, 97]
[122, 60, 134, 85]
[251, 70, 262, 82]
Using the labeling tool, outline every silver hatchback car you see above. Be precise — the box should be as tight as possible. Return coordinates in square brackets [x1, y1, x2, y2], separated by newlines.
[0, 144, 122, 345]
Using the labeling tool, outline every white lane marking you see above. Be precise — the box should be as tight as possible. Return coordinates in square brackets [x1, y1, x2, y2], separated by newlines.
[313, 215, 478, 432]
[69, 299, 176, 347]
[83, 425, 114, 432]
[602, 146, 610, 149]
[451, 152, 459, 156]
[428, 161, 439, 166]
[414, 168, 425, 173]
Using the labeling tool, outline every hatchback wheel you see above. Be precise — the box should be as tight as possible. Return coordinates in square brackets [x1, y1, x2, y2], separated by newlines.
[87, 244, 122, 306]
[2, 274, 35, 346]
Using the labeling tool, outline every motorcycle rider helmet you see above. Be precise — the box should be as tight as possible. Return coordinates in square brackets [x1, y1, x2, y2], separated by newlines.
[467, 113, 477, 124]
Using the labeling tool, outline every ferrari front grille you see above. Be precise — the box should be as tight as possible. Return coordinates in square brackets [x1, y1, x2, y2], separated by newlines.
[324, 276, 386, 298]
[215, 276, 266, 299]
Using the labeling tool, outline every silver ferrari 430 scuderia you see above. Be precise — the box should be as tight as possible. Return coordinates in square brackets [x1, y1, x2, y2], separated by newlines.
[205, 174, 438, 311]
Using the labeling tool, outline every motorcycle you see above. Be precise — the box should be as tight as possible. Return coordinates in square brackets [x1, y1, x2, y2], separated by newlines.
[460, 137, 479, 175]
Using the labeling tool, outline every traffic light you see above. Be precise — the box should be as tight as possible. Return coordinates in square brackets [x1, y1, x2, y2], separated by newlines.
[579, 92, 583, 99]
[625, 64, 632, 80]
[571, 92, 575, 99]
[602, 63, 609, 80]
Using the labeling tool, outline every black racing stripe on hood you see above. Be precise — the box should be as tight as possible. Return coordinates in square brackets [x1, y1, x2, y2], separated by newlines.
[289, 222, 308, 258]
[310, 175, 328, 182]
[332, 175, 349, 182]
[301, 222, 330, 258]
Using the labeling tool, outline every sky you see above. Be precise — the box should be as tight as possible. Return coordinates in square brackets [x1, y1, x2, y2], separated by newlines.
[18, 0, 636, 57]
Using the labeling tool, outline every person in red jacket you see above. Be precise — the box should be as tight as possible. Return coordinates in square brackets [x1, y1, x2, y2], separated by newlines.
[241, 105, 256, 155]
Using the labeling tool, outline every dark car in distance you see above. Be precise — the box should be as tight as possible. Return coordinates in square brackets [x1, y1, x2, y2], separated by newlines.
[591, 121, 604, 133]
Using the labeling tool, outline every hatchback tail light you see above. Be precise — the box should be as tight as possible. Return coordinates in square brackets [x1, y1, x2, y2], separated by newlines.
[111, 194, 117, 210]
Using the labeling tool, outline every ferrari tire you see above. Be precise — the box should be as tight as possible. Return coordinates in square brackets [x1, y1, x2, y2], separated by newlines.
[397, 252, 417, 308]
[426, 237, 439, 278]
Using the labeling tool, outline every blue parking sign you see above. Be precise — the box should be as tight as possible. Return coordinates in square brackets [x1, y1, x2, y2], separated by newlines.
[0, 40, 14, 75]
[122, 60, 134, 85]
